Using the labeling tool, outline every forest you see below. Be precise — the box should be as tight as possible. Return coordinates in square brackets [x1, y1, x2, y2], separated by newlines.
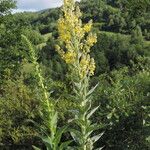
[0, 0, 150, 149]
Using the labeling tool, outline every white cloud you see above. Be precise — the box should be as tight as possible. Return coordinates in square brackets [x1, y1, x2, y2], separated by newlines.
[12, 9, 37, 14]
[14, 0, 80, 13]
[17, 0, 62, 10]
[16, 0, 80, 10]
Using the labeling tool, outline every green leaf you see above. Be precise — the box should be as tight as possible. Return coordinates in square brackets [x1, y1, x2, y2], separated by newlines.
[107, 112, 113, 119]
[87, 106, 99, 119]
[69, 109, 79, 116]
[32, 146, 41, 150]
[41, 136, 52, 150]
[87, 123, 101, 133]
[95, 146, 105, 150]
[87, 83, 99, 96]
[54, 126, 68, 147]
[70, 129, 83, 145]
[50, 111, 58, 133]
[73, 118, 86, 127]
[91, 132, 104, 143]
[84, 95, 92, 104]
[74, 82, 81, 89]
[59, 140, 72, 150]
[85, 123, 102, 138]
[73, 88, 81, 97]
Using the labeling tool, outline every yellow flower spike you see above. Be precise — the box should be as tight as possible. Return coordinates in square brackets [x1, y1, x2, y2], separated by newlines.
[75, 6, 82, 18]
[57, 0, 97, 76]
[56, 0, 99, 148]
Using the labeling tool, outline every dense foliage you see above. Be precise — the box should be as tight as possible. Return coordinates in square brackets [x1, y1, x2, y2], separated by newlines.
[0, 0, 150, 149]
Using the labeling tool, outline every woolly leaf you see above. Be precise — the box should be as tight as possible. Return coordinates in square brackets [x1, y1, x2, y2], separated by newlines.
[54, 126, 68, 147]
[50, 112, 58, 133]
[32, 146, 41, 150]
[59, 140, 73, 150]
[70, 129, 83, 145]
[87, 83, 99, 96]
[91, 132, 104, 143]
[41, 136, 52, 149]
[87, 106, 99, 119]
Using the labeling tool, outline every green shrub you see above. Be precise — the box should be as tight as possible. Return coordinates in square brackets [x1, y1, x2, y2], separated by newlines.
[0, 78, 39, 144]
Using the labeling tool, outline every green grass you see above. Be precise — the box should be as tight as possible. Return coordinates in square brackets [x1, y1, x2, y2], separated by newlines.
[100, 31, 150, 46]
[145, 40, 150, 46]
[100, 31, 130, 37]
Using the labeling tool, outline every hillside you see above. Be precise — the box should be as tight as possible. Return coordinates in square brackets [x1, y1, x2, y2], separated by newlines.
[0, 0, 150, 149]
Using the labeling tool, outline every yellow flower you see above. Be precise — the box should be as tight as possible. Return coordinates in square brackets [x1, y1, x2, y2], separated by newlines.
[74, 26, 84, 39]
[79, 55, 90, 78]
[63, 51, 76, 64]
[83, 21, 92, 32]
[86, 33, 97, 47]
[80, 43, 83, 50]
[80, 57, 89, 70]
[58, 18, 71, 42]
[89, 58, 96, 76]
[60, 32, 71, 42]
[64, 0, 71, 5]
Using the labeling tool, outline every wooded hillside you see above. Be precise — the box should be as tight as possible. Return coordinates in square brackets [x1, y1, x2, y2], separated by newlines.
[0, 0, 150, 149]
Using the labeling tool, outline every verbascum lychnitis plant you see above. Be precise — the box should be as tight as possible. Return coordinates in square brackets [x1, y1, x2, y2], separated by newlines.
[22, 35, 72, 150]
[56, 0, 103, 149]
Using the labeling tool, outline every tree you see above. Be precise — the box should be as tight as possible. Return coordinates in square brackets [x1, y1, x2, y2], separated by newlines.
[0, 0, 16, 16]
[131, 26, 144, 44]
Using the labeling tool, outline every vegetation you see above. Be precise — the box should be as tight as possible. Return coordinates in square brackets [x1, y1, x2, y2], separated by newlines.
[0, 0, 150, 150]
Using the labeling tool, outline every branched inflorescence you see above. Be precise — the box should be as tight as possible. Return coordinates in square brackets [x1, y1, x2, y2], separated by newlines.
[56, 0, 102, 149]
[56, 0, 97, 80]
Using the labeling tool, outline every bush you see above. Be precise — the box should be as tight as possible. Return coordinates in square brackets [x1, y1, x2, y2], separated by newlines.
[0, 77, 39, 145]
[93, 64, 150, 149]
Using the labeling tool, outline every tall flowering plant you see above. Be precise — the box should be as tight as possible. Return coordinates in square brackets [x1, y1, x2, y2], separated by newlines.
[56, 0, 103, 149]
[22, 35, 72, 150]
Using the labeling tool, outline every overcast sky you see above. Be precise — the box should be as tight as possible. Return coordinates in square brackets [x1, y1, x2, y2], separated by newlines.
[14, 0, 80, 13]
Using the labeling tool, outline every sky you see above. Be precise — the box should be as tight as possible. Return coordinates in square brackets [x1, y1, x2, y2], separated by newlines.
[13, 0, 80, 13]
